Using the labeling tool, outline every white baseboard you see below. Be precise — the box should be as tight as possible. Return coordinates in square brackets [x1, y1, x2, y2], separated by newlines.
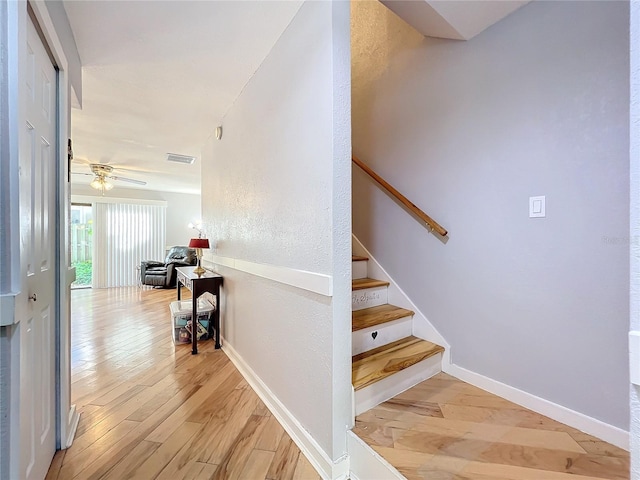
[347, 431, 404, 480]
[222, 340, 350, 480]
[444, 363, 630, 451]
[64, 405, 80, 448]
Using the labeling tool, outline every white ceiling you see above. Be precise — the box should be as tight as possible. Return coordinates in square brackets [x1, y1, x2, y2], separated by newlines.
[64, 0, 302, 194]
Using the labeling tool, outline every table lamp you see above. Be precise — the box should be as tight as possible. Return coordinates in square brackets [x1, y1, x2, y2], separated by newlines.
[188, 238, 210, 275]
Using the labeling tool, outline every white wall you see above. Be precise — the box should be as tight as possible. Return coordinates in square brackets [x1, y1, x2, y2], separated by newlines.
[352, 0, 630, 430]
[630, 1, 639, 475]
[201, 0, 351, 470]
[71, 185, 201, 249]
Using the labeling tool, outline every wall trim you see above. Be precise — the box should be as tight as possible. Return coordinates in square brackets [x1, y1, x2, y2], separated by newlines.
[444, 363, 630, 451]
[203, 255, 333, 297]
[222, 340, 349, 480]
[0, 295, 16, 327]
[63, 406, 80, 448]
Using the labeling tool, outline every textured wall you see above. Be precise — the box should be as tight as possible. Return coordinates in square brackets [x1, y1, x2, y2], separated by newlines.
[162, 191, 201, 248]
[631, 1, 639, 475]
[201, 0, 351, 461]
[352, 0, 630, 429]
[202, 2, 333, 275]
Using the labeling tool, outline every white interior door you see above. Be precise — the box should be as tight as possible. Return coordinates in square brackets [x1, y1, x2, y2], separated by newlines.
[17, 14, 58, 480]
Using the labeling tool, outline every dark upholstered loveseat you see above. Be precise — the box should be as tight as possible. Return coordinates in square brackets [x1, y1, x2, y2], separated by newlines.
[140, 246, 196, 288]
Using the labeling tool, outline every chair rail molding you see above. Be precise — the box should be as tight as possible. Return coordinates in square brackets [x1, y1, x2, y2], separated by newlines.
[203, 254, 333, 297]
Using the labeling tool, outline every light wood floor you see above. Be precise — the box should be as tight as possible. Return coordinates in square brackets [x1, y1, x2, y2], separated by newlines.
[46, 287, 320, 480]
[353, 373, 629, 480]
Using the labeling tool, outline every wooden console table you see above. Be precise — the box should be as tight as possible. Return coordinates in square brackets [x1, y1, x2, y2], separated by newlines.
[176, 266, 223, 354]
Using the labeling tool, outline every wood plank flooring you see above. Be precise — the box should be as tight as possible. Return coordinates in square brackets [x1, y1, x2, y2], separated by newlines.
[46, 287, 320, 480]
[48, 286, 629, 479]
[353, 373, 629, 480]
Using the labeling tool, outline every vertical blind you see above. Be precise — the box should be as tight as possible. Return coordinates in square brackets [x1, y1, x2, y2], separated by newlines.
[93, 202, 166, 288]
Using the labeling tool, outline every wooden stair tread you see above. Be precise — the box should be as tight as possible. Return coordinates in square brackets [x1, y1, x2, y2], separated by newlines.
[352, 278, 389, 291]
[352, 336, 444, 391]
[352, 255, 368, 262]
[352, 305, 414, 332]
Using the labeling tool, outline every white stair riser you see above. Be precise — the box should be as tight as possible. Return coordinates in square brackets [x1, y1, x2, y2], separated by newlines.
[354, 352, 442, 416]
[352, 317, 412, 356]
[352, 260, 368, 280]
[352, 286, 387, 311]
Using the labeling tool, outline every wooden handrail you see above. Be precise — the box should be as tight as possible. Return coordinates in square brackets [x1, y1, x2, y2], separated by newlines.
[352, 156, 448, 237]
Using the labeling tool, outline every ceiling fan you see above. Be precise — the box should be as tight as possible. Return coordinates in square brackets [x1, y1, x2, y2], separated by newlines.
[72, 163, 147, 194]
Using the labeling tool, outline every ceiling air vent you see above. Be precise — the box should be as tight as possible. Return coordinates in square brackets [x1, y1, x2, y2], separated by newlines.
[166, 153, 196, 165]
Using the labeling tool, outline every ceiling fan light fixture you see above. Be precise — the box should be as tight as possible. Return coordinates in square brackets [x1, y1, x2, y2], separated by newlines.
[90, 176, 113, 192]
[89, 177, 102, 189]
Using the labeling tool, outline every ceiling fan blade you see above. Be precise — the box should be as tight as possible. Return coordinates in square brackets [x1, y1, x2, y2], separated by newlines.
[71, 172, 94, 177]
[108, 175, 147, 186]
[110, 165, 139, 173]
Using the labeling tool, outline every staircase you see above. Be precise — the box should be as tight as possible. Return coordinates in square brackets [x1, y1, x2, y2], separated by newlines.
[351, 255, 444, 415]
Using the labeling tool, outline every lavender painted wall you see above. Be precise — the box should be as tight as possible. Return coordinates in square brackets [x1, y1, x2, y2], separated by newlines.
[352, 0, 630, 429]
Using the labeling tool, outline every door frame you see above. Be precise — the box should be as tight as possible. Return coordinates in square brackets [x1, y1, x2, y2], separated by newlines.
[0, 0, 76, 475]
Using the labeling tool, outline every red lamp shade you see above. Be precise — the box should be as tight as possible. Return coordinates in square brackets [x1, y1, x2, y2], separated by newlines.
[188, 238, 210, 249]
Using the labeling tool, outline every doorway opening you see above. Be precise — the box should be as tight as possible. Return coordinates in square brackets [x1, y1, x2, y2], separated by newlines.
[71, 203, 93, 289]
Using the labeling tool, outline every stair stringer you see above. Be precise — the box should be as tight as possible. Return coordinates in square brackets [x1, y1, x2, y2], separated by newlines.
[351, 234, 451, 366]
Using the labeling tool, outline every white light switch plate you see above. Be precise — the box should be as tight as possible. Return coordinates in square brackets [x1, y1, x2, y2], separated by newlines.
[529, 196, 545, 218]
